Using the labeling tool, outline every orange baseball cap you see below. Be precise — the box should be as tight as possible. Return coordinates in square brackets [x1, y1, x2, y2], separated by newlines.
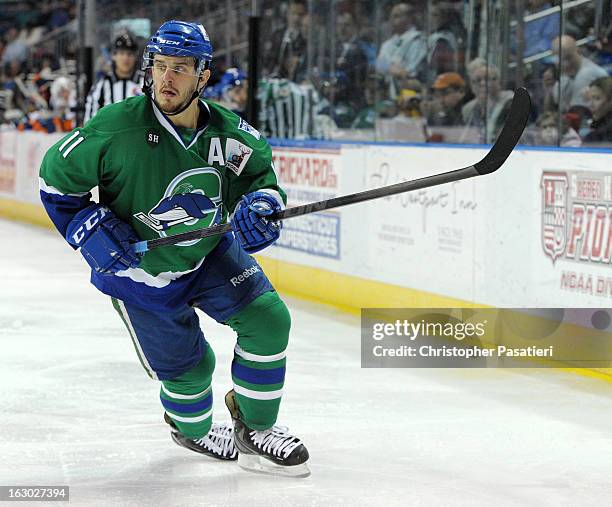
[432, 72, 466, 89]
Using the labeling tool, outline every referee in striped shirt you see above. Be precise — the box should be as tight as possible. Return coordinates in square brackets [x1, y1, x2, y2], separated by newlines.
[84, 33, 144, 122]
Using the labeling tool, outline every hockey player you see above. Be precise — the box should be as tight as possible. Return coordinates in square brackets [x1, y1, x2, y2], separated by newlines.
[39, 20, 309, 477]
[84, 33, 145, 122]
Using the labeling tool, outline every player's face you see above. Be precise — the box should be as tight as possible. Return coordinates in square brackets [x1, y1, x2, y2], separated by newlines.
[152, 55, 209, 114]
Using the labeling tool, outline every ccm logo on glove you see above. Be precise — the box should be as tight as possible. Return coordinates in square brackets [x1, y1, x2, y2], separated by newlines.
[66, 204, 141, 275]
[70, 206, 110, 245]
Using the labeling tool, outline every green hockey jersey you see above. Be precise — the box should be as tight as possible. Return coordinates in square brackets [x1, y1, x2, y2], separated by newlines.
[39, 95, 285, 302]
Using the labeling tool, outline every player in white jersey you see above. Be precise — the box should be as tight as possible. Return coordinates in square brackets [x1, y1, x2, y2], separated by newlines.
[84, 33, 145, 122]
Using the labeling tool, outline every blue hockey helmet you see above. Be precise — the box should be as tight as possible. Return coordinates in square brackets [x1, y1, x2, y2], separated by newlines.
[143, 20, 213, 74]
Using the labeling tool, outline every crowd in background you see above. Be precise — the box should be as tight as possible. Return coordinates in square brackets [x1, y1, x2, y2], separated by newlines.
[1, 0, 612, 148]
[254, 0, 612, 146]
[0, 1, 76, 131]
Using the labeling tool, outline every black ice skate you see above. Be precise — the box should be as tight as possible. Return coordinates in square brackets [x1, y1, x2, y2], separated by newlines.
[164, 412, 238, 460]
[225, 390, 310, 477]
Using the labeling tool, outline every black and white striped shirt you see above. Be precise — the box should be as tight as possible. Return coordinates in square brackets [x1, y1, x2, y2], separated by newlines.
[258, 78, 321, 139]
[84, 69, 145, 122]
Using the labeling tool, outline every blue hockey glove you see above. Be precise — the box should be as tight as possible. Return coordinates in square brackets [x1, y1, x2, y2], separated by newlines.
[231, 191, 282, 254]
[66, 204, 141, 274]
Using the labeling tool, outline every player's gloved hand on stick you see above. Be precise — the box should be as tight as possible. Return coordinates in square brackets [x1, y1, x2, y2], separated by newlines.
[66, 204, 141, 274]
[231, 191, 282, 253]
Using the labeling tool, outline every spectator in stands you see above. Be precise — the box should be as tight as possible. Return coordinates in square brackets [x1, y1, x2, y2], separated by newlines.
[377, 79, 429, 142]
[523, 0, 559, 57]
[1, 28, 28, 67]
[265, 0, 308, 81]
[563, 3, 595, 41]
[44, 1, 71, 32]
[298, 6, 327, 82]
[462, 62, 514, 143]
[535, 111, 581, 147]
[539, 63, 558, 112]
[2, 59, 27, 116]
[49, 75, 75, 130]
[427, 0, 466, 81]
[84, 33, 144, 122]
[351, 74, 395, 129]
[375, 3, 427, 94]
[584, 76, 612, 144]
[316, 71, 357, 129]
[463, 57, 485, 101]
[592, 22, 612, 75]
[426, 71, 467, 126]
[335, 10, 370, 113]
[547, 35, 607, 112]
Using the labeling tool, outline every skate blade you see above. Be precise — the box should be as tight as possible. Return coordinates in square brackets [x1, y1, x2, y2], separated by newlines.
[237, 453, 311, 478]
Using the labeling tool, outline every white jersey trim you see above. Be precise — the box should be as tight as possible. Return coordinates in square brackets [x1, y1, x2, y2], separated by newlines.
[151, 99, 210, 151]
[58, 131, 80, 152]
[116, 300, 158, 380]
[234, 344, 287, 362]
[114, 256, 206, 288]
[166, 408, 212, 423]
[233, 384, 283, 401]
[39, 178, 90, 197]
[161, 383, 211, 400]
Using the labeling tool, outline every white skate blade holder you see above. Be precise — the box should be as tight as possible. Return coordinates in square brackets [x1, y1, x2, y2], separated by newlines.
[238, 453, 311, 478]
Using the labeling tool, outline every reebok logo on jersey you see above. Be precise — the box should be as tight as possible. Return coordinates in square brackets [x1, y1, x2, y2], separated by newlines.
[225, 139, 253, 176]
[230, 265, 260, 287]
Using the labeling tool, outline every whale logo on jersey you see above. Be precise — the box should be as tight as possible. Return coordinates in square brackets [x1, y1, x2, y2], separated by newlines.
[136, 192, 220, 231]
[134, 167, 223, 247]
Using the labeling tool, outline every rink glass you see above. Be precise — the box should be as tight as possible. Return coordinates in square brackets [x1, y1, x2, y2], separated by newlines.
[48, 0, 611, 147]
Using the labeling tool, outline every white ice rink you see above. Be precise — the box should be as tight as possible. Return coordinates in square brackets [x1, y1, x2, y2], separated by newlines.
[1, 218, 612, 506]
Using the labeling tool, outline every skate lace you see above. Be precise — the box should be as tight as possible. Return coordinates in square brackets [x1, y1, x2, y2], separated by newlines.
[250, 425, 302, 459]
[195, 422, 236, 458]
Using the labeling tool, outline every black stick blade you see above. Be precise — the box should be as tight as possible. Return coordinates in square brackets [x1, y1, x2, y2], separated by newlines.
[474, 87, 531, 175]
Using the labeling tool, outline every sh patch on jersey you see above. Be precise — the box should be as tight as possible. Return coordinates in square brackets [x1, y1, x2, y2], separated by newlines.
[238, 118, 261, 140]
[146, 130, 161, 146]
[225, 138, 253, 176]
[134, 167, 222, 246]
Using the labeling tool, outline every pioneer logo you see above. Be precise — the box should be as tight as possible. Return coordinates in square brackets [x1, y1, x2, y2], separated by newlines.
[230, 265, 260, 287]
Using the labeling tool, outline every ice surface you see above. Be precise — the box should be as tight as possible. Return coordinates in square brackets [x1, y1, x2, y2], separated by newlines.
[1, 218, 611, 506]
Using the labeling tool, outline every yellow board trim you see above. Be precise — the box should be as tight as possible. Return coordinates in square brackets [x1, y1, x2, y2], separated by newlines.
[0, 198, 53, 228]
[255, 255, 483, 313]
[256, 255, 612, 383]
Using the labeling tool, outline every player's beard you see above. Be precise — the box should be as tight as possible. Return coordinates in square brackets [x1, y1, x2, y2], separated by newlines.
[157, 90, 193, 115]
[155, 83, 198, 115]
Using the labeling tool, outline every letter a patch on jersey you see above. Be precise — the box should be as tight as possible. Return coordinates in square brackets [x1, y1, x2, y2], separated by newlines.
[225, 138, 253, 176]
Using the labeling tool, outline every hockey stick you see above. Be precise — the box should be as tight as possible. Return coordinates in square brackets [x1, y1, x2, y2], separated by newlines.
[133, 87, 531, 254]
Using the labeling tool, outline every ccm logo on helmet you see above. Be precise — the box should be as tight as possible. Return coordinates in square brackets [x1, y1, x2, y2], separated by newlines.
[157, 39, 180, 45]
